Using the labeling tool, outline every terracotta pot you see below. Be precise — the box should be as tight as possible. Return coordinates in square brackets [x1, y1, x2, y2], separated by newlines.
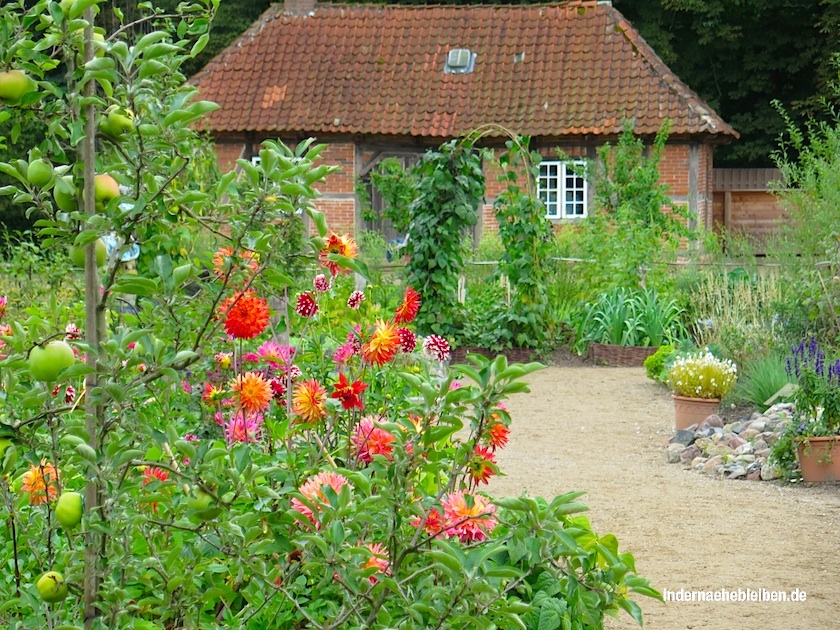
[797, 436, 840, 482]
[672, 395, 720, 430]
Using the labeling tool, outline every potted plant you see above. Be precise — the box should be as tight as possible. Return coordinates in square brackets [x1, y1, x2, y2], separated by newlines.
[772, 337, 840, 482]
[667, 351, 737, 429]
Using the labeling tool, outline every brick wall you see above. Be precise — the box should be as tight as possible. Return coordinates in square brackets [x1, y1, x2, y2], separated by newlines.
[214, 142, 246, 173]
[314, 142, 357, 233]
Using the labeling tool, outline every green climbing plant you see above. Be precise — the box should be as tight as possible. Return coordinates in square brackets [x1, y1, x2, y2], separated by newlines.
[405, 139, 484, 338]
[493, 139, 556, 351]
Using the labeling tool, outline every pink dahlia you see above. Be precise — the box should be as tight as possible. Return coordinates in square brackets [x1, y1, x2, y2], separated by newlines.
[441, 491, 497, 543]
[352, 417, 396, 464]
[291, 471, 351, 526]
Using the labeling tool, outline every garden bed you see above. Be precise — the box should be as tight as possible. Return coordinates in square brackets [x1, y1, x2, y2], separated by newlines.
[450, 346, 536, 364]
[588, 342, 659, 367]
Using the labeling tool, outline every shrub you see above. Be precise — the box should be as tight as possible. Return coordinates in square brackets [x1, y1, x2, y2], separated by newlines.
[644, 344, 675, 383]
[667, 352, 738, 399]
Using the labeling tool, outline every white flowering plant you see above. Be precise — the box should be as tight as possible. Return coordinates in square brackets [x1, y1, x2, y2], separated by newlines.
[667, 351, 738, 399]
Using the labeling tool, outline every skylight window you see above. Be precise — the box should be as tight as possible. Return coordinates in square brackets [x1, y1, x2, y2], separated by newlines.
[444, 48, 476, 74]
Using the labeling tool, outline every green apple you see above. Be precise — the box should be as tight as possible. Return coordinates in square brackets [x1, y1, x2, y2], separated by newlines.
[93, 174, 119, 210]
[36, 571, 69, 603]
[69, 238, 107, 268]
[27, 158, 54, 188]
[53, 176, 77, 213]
[0, 70, 36, 105]
[55, 491, 83, 528]
[28, 340, 76, 382]
[99, 105, 134, 139]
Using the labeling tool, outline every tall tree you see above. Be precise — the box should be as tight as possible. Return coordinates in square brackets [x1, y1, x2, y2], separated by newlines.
[615, 0, 840, 167]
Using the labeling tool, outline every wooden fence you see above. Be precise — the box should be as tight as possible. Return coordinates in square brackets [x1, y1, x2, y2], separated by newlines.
[712, 168, 785, 251]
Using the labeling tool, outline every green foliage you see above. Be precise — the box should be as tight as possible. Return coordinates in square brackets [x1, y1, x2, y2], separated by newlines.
[575, 287, 687, 352]
[733, 353, 792, 411]
[770, 90, 840, 347]
[492, 140, 556, 351]
[573, 120, 693, 291]
[0, 5, 660, 627]
[643, 344, 675, 383]
[357, 157, 417, 235]
[686, 269, 784, 367]
[405, 139, 484, 338]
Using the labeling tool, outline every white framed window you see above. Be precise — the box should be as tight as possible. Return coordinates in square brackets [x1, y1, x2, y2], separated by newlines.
[538, 160, 587, 219]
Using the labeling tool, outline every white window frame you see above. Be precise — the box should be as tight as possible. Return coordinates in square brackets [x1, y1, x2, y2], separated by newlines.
[538, 160, 588, 219]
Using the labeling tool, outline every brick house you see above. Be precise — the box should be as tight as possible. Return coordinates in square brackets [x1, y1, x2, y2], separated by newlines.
[191, 0, 737, 238]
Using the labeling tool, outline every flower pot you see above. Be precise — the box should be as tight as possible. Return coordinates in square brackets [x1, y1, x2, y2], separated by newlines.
[672, 395, 720, 430]
[797, 436, 840, 482]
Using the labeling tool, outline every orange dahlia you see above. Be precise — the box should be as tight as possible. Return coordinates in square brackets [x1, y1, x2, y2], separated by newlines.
[394, 287, 421, 324]
[441, 491, 497, 543]
[292, 379, 328, 423]
[219, 291, 270, 339]
[319, 232, 358, 276]
[231, 371, 273, 414]
[467, 445, 497, 486]
[486, 422, 510, 450]
[362, 319, 400, 366]
[21, 460, 60, 505]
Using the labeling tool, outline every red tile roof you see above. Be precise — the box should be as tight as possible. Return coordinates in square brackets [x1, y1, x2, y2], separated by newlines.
[191, 1, 737, 139]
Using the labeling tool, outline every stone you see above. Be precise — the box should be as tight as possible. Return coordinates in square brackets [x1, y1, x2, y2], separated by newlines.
[760, 463, 781, 481]
[749, 419, 767, 433]
[752, 439, 769, 452]
[699, 414, 724, 429]
[728, 465, 748, 479]
[746, 469, 762, 481]
[726, 436, 748, 449]
[711, 432, 725, 444]
[680, 445, 702, 463]
[694, 437, 711, 451]
[739, 428, 761, 440]
[703, 455, 724, 474]
[760, 432, 779, 446]
[691, 456, 708, 468]
[750, 412, 762, 422]
[734, 442, 754, 456]
[667, 443, 685, 463]
[697, 427, 717, 439]
[705, 444, 734, 457]
[729, 422, 746, 434]
[746, 461, 763, 474]
[670, 429, 696, 447]
[754, 449, 771, 460]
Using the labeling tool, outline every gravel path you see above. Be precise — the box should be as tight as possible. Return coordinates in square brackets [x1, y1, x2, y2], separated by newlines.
[488, 366, 840, 629]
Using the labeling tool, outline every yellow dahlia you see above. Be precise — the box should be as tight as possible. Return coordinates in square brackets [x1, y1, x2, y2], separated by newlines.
[292, 379, 328, 423]
[362, 319, 400, 366]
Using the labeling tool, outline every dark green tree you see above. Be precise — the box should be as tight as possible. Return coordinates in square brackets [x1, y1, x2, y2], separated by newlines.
[615, 0, 840, 167]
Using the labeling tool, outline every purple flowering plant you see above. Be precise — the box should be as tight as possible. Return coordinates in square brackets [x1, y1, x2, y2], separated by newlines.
[785, 336, 840, 435]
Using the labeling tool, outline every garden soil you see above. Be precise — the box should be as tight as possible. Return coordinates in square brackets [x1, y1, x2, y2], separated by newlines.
[489, 366, 840, 629]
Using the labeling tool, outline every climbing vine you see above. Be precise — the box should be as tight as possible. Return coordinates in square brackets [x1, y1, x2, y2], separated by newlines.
[405, 139, 484, 338]
[493, 139, 556, 351]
